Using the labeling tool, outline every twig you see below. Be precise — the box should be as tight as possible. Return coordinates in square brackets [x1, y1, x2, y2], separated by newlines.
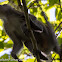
[55, 22, 62, 31]
[52, 58, 62, 60]
[59, 0, 61, 8]
[39, 5, 51, 28]
[28, 1, 36, 9]
[17, 0, 22, 8]
[22, 0, 41, 62]
[28, 1, 62, 9]
[51, 53, 56, 62]
[51, 53, 62, 62]
[28, 0, 38, 9]
[60, 55, 61, 62]
[56, 29, 62, 38]
[37, 4, 48, 23]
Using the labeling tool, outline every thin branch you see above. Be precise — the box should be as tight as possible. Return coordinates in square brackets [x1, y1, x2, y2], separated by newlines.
[59, 0, 61, 8]
[38, 5, 52, 28]
[37, 3, 49, 23]
[56, 29, 62, 38]
[28, 0, 39, 8]
[22, 0, 41, 62]
[51, 53, 56, 62]
[51, 54, 62, 62]
[36, 0, 39, 3]
[55, 22, 62, 31]
[22, 0, 31, 29]
[17, 0, 22, 8]
[28, 1, 36, 9]
[28, 1, 62, 9]
[52, 58, 62, 60]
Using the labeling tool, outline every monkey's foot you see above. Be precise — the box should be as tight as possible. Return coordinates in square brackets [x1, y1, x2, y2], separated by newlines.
[33, 49, 48, 60]
[18, 59, 23, 62]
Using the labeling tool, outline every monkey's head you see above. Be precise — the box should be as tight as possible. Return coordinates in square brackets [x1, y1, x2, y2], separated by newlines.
[0, 4, 9, 19]
[0, 4, 14, 22]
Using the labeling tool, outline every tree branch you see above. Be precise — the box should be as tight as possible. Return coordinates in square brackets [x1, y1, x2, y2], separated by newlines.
[55, 22, 62, 31]
[28, 1, 36, 9]
[59, 0, 61, 8]
[56, 29, 62, 38]
[22, 0, 41, 62]
[17, 0, 22, 9]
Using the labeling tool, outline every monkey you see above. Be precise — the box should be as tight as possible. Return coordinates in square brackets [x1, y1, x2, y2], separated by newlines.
[0, 4, 61, 62]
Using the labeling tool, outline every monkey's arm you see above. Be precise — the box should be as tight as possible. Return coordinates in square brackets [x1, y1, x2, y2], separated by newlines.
[4, 22, 23, 62]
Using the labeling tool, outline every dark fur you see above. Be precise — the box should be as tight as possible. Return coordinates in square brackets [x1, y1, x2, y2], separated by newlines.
[0, 4, 61, 62]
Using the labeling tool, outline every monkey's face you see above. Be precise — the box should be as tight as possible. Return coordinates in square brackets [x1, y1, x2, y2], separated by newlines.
[0, 5, 6, 18]
[0, 4, 11, 15]
[0, 4, 11, 21]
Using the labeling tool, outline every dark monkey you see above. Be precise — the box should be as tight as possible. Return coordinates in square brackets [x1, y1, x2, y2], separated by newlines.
[0, 4, 61, 62]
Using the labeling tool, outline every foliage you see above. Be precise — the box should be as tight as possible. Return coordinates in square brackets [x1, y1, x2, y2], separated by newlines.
[0, 0, 62, 62]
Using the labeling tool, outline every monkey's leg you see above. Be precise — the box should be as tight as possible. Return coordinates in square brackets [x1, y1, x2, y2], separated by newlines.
[10, 32, 23, 62]
[7, 32, 23, 62]
[6, 32, 23, 62]
[4, 26, 23, 62]
[11, 42, 23, 62]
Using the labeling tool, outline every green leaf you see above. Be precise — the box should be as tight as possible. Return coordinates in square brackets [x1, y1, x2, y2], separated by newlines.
[4, 43, 13, 48]
[0, 19, 3, 26]
[30, 8, 37, 15]
[48, 0, 59, 6]
[57, 32, 62, 45]
[55, 8, 62, 20]
[0, 54, 9, 59]
[0, 42, 4, 49]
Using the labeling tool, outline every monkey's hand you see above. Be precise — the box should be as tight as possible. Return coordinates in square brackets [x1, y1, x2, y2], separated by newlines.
[33, 49, 48, 60]
[18, 59, 23, 62]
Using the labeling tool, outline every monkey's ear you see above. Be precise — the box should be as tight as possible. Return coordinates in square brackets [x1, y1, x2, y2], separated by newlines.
[30, 19, 43, 33]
